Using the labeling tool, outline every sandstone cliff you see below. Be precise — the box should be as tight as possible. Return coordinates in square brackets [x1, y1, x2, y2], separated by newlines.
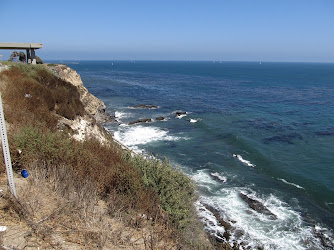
[52, 64, 113, 123]
[48, 64, 114, 144]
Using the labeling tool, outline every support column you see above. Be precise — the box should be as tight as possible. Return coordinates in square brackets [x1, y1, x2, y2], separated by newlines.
[31, 49, 36, 64]
[26, 49, 31, 64]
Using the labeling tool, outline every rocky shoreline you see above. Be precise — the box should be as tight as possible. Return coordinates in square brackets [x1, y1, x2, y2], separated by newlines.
[107, 100, 334, 249]
[61, 66, 333, 250]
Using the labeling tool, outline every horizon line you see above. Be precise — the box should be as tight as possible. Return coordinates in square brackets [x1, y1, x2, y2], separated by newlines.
[44, 59, 334, 64]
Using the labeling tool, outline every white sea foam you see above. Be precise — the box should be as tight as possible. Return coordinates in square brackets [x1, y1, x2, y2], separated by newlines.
[173, 110, 188, 119]
[195, 187, 327, 249]
[176, 114, 187, 119]
[115, 111, 130, 119]
[192, 170, 217, 186]
[114, 126, 180, 153]
[210, 172, 227, 183]
[196, 200, 225, 239]
[233, 154, 255, 167]
[278, 178, 305, 190]
[190, 118, 201, 123]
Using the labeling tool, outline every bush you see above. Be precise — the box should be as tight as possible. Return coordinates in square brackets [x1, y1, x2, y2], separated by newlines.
[13, 126, 160, 213]
[127, 154, 196, 229]
[36, 56, 43, 64]
[0, 65, 85, 127]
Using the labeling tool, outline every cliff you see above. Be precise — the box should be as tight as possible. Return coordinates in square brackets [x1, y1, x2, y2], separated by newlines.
[0, 63, 214, 249]
[49, 64, 114, 144]
[54, 64, 112, 123]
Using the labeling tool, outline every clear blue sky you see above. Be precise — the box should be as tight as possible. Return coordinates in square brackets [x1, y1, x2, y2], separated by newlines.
[1, 0, 333, 62]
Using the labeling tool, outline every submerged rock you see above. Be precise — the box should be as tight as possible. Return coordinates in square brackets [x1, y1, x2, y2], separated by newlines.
[156, 116, 165, 121]
[130, 104, 158, 109]
[175, 111, 187, 116]
[262, 133, 303, 144]
[315, 131, 334, 136]
[239, 193, 277, 220]
[204, 205, 232, 240]
[210, 172, 227, 183]
[128, 118, 152, 125]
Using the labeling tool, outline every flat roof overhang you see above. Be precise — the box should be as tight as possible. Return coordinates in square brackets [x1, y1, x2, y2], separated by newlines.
[0, 42, 43, 50]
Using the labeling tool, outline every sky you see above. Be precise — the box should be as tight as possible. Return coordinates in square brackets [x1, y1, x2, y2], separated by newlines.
[0, 0, 333, 62]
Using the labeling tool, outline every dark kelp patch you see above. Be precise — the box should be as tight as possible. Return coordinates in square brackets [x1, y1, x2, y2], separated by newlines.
[262, 133, 303, 144]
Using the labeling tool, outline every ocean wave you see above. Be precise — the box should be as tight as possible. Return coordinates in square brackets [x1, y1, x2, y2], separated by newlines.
[115, 111, 131, 120]
[196, 188, 330, 249]
[189, 118, 202, 123]
[176, 114, 187, 119]
[196, 201, 226, 240]
[233, 154, 255, 167]
[278, 178, 305, 189]
[173, 110, 188, 119]
[113, 125, 181, 153]
[192, 170, 218, 186]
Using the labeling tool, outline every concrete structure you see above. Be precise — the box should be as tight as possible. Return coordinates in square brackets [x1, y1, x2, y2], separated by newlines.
[0, 43, 43, 64]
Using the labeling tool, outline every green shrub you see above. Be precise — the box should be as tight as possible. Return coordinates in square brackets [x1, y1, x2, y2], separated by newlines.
[12, 126, 160, 213]
[127, 154, 196, 229]
[36, 56, 43, 64]
[13, 126, 75, 165]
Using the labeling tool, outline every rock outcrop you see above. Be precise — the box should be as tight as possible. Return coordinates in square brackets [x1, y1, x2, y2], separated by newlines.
[239, 193, 277, 220]
[53, 64, 113, 123]
[48, 64, 113, 144]
[128, 118, 152, 125]
[130, 104, 158, 109]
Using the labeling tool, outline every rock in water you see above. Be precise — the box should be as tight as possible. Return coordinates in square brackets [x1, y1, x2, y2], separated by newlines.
[128, 118, 152, 125]
[175, 111, 187, 116]
[156, 117, 165, 121]
[239, 193, 277, 220]
[203, 205, 233, 241]
[130, 104, 158, 109]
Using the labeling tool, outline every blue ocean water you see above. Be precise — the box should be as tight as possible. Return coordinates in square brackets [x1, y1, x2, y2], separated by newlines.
[65, 61, 334, 248]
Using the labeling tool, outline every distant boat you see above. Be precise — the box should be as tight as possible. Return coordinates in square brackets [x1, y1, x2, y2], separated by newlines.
[259, 62, 262, 65]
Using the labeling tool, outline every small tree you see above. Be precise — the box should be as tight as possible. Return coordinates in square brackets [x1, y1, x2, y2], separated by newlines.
[8, 51, 19, 61]
[36, 56, 43, 64]
[18, 52, 26, 62]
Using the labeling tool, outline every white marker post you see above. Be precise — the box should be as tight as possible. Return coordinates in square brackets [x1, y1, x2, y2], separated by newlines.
[0, 92, 16, 198]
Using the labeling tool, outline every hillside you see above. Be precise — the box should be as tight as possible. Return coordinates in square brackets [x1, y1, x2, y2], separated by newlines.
[0, 63, 225, 249]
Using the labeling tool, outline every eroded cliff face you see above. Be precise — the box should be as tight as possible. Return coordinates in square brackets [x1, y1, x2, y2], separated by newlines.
[54, 65, 113, 123]
[49, 64, 114, 144]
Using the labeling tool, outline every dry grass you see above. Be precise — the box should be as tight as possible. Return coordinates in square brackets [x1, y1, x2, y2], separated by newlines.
[0, 64, 213, 249]
[0, 66, 84, 131]
[0, 163, 182, 249]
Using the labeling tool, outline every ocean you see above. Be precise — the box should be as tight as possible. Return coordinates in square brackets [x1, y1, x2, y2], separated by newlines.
[64, 60, 334, 249]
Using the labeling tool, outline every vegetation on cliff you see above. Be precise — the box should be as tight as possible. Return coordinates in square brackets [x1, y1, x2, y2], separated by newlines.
[0, 64, 213, 249]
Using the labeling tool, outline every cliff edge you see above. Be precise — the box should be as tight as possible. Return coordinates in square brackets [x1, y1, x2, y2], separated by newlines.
[0, 63, 215, 249]
[51, 64, 114, 123]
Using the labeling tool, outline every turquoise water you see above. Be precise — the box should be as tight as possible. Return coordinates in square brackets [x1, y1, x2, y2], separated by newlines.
[64, 61, 334, 248]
